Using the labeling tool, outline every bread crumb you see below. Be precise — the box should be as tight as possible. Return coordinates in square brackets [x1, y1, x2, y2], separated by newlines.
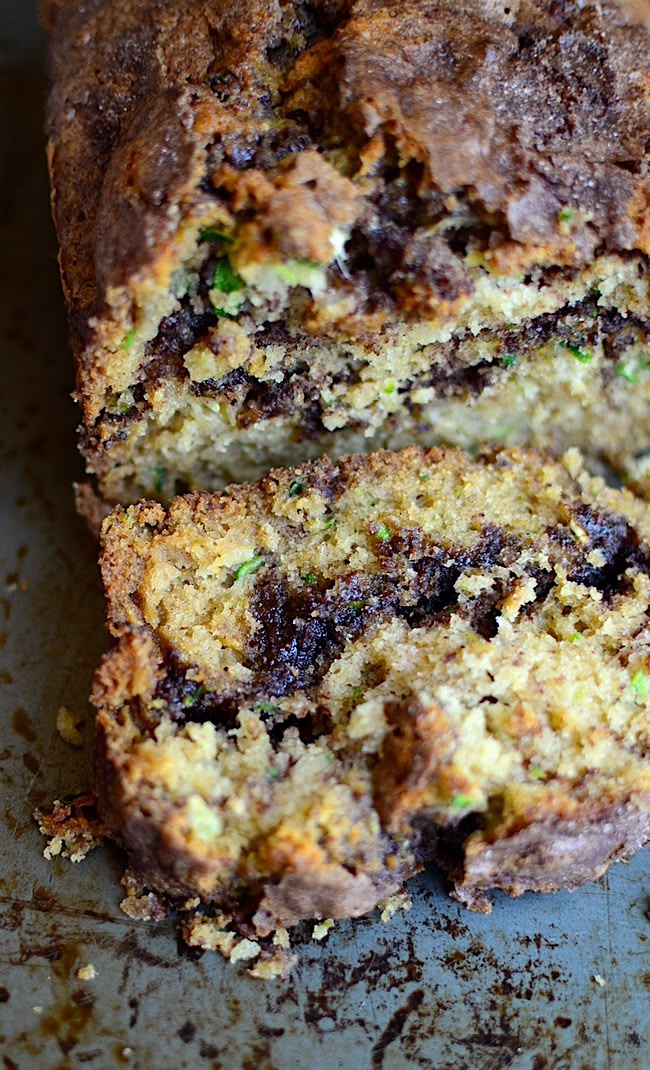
[312, 919, 335, 941]
[182, 914, 235, 954]
[593, 974, 606, 986]
[119, 869, 169, 921]
[562, 448, 584, 479]
[32, 1007, 43, 1015]
[499, 575, 538, 621]
[56, 706, 84, 747]
[455, 573, 495, 597]
[248, 950, 298, 980]
[6, 578, 28, 593]
[569, 519, 589, 543]
[35, 796, 103, 863]
[206, 930, 238, 956]
[379, 890, 413, 922]
[586, 548, 607, 568]
[119, 889, 168, 922]
[229, 938, 261, 963]
[43, 835, 63, 860]
[76, 964, 96, 981]
[272, 927, 290, 948]
[181, 896, 201, 910]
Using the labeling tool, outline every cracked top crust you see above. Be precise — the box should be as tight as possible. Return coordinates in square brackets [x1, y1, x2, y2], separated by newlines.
[44, 0, 650, 344]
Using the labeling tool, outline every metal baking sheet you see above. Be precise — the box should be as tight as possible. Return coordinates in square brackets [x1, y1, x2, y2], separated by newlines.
[1, 5, 648, 1067]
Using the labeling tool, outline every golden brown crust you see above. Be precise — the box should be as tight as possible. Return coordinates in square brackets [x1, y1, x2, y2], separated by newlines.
[456, 796, 650, 904]
[252, 864, 406, 936]
[44, 1, 313, 340]
[91, 626, 162, 709]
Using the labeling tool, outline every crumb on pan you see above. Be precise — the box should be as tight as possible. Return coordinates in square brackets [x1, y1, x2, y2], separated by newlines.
[312, 919, 335, 941]
[56, 705, 84, 747]
[379, 891, 413, 923]
[34, 793, 104, 863]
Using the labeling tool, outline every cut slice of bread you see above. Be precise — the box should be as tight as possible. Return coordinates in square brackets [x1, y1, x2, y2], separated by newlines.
[92, 445, 650, 937]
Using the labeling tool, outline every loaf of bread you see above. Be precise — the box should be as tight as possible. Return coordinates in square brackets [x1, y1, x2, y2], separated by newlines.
[92, 446, 650, 944]
[43, 0, 650, 503]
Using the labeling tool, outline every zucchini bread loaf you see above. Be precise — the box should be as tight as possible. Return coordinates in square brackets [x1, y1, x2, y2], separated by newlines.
[93, 446, 650, 948]
[43, 0, 650, 503]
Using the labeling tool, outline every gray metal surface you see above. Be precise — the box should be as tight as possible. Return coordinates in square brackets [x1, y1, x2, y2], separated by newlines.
[0, 6, 648, 1068]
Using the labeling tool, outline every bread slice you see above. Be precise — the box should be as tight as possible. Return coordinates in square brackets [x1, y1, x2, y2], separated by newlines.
[92, 445, 650, 938]
[44, 0, 650, 503]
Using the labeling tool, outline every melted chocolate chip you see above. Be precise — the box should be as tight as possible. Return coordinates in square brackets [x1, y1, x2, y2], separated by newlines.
[601, 310, 650, 365]
[144, 303, 216, 369]
[207, 123, 313, 175]
[560, 503, 650, 593]
[523, 563, 555, 609]
[237, 368, 322, 427]
[153, 650, 241, 728]
[247, 571, 394, 697]
[267, 708, 333, 745]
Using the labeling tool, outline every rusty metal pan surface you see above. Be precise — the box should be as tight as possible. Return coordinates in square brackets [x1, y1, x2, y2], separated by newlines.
[0, 6, 648, 1067]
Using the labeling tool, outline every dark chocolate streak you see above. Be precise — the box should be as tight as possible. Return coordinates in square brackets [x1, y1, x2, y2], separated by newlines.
[154, 650, 241, 726]
[154, 503, 650, 732]
[94, 296, 650, 456]
[206, 122, 312, 173]
[344, 155, 465, 309]
[549, 502, 650, 592]
[249, 569, 395, 696]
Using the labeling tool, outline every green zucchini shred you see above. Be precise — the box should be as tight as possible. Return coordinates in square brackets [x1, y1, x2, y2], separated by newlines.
[120, 327, 136, 351]
[200, 227, 234, 243]
[235, 554, 264, 580]
[213, 256, 244, 294]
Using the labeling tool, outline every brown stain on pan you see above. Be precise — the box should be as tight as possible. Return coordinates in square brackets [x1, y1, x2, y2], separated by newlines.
[4, 939, 98, 1061]
[4, 914, 195, 1062]
[371, 988, 425, 1068]
[11, 707, 36, 743]
[198, 1038, 222, 1062]
[22, 751, 41, 776]
[39, 987, 97, 1057]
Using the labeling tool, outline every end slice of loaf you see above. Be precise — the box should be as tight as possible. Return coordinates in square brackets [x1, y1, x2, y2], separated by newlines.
[92, 446, 650, 935]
